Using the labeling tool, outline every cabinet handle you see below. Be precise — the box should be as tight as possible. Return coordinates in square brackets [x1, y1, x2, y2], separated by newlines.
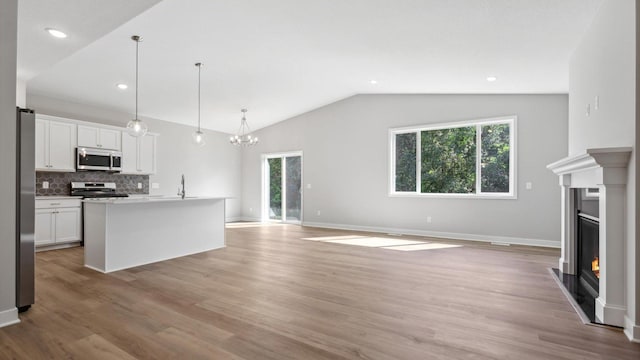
[50, 203, 61, 206]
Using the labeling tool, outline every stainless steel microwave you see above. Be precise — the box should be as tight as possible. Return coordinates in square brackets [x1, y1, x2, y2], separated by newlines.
[76, 147, 122, 172]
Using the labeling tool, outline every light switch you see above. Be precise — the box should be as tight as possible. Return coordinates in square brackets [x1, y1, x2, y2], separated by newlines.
[42, 181, 49, 189]
[525, 182, 532, 190]
[595, 95, 599, 110]
[307, 184, 312, 189]
[152, 183, 160, 189]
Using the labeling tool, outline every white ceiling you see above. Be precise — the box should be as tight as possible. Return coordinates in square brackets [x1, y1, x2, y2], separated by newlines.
[17, 0, 161, 80]
[23, 0, 602, 134]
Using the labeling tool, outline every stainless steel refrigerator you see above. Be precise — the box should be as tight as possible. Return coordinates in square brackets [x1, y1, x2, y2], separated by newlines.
[16, 107, 35, 312]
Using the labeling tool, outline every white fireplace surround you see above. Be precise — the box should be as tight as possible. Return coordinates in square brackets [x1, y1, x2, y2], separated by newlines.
[547, 147, 632, 327]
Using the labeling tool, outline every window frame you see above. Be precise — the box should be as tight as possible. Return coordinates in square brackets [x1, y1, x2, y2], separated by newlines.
[389, 116, 517, 199]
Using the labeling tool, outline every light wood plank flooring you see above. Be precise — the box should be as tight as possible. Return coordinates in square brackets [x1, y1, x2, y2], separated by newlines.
[1, 224, 639, 359]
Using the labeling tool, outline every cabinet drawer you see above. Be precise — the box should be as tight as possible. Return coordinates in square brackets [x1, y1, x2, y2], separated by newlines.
[36, 199, 82, 209]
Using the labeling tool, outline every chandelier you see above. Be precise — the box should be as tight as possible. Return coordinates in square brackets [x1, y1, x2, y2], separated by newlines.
[230, 109, 258, 146]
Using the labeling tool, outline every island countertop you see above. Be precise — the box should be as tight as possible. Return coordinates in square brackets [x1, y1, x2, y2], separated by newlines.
[83, 196, 227, 205]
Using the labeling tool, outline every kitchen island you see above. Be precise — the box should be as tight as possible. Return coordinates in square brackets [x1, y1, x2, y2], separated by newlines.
[83, 196, 226, 273]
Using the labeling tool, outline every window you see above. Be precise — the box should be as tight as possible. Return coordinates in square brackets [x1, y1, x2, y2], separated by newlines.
[389, 116, 516, 198]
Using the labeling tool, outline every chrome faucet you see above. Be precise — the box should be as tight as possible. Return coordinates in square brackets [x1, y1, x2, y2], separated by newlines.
[178, 174, 185, 199]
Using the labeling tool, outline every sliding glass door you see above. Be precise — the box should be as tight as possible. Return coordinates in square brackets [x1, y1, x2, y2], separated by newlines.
[264, 152, 302, 223]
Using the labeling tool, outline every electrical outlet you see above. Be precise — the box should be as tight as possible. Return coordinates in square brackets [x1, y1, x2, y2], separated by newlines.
[249, 207, 253, 213]
[307, 184, 312, 189]
[595, 95, 599, 110]
[152, 183, 160, 189]
[586, 103, 591, 117]
[137, 182, 142, 189]
[317, 210, 321, 216]
[42, 181, 49, 189]
[427, 216, 432, 223]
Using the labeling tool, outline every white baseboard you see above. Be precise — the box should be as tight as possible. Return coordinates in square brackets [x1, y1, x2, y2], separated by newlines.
[625, 316, 640, 342]
[225, 216, 245, 223]
[301, 221, 560, 248]
[0, 307, 20, 328]
[36, 241, 80, 252]
[229, 216, 262, 223]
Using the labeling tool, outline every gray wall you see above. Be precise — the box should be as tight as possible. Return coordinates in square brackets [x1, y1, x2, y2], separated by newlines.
[0, 0, 18, 327]
[27, 94, 243, 220]
[241, 94, 568, 246]
[568, 0, 638, 336]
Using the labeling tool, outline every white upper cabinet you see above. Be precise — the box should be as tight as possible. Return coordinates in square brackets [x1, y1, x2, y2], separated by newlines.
[35, 118, 76, 172]
[35, 114, 156, 174]
[99, 129, 121, 150]
[121, 132, 157, 175]
[121, 132, 138, 174]
[35, 120, 47, 170]
[77, 125, 121, 150]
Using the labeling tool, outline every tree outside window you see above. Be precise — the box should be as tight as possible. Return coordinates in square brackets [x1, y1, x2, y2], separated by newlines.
[391, 117, 515, 197]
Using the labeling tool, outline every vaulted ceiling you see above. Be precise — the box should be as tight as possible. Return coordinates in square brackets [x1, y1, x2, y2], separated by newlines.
[20, 0, 602, 133]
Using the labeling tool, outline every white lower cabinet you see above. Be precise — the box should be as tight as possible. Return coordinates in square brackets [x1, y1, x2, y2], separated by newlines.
[35, 210, 55, 246]
[35, 199, 82, 248]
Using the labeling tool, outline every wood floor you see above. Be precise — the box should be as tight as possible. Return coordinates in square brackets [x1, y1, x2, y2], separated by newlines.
[1, 224, 639, 359]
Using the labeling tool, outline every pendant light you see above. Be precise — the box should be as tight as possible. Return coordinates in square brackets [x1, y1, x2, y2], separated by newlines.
[192, 62, 206, 146]
[126, 35, 148, 137]
[230, 109, 258, 146]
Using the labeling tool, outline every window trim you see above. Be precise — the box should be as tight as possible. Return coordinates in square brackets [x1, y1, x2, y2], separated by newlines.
[389, 116, 517, 199]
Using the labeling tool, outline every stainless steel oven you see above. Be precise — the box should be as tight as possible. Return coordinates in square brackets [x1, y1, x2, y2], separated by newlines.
[76, 147, 122, 172]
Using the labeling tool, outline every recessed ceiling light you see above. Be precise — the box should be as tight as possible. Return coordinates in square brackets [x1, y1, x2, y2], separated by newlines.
[116, 83, 128, 90]
[369, 80, 378, 85]
[45, 28, 67, 39]
[486, 76, 498, 82]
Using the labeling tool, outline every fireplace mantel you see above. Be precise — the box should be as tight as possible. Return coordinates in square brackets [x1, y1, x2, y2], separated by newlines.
[547, 147, 632, 175]
[547, 147, 631, 328]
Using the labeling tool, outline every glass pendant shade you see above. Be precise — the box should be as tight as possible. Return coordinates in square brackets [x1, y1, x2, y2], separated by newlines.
[230, 109, 258, 146]
[127, 118, 148, 137]
[192, 129, 206, 146]
[127, 35, 148, 137]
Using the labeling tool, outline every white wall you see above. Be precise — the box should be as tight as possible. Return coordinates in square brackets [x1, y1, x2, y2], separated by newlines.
[568, 0, 638, 340]
[241, 94, 568, 246]
[16, 78, 25, 107]
[27, 94, 243, 221]
[0, 0, 19, 328]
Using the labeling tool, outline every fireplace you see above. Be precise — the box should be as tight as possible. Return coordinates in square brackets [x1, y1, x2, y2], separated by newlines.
[577, 212, 599, 295]
[547, 147, 631, 329]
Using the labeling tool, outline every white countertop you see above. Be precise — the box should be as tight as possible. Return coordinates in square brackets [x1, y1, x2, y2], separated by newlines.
[83, 196, 226, 205]
[36, 196, 79, 200]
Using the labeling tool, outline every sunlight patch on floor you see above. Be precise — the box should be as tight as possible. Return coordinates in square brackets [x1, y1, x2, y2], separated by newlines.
[324, 237, 425, 247]
[300, 235, 462, 252]
[301, 235, 367, 241]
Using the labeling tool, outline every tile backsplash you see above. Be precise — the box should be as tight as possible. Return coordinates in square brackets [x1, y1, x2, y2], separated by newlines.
[36, 171, 149, 196]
